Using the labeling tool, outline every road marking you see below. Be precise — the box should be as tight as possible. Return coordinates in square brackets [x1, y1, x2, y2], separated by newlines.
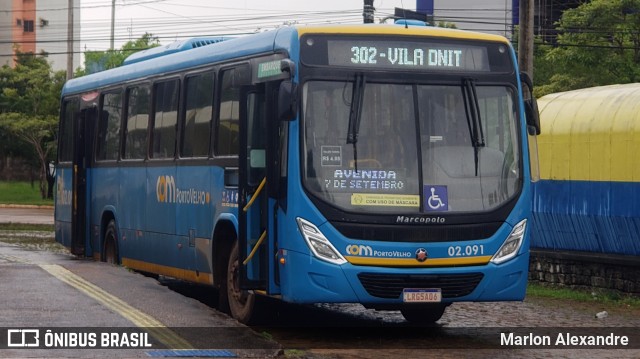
[39, 264, 193, 349]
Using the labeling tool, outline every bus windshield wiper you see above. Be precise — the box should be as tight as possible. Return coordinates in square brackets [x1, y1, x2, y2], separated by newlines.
[347, 74, 366, 171]
[462, 78, 485, 176]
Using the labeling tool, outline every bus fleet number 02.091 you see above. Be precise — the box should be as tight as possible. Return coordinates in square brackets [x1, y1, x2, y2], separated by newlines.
[448, 244, 484, 257]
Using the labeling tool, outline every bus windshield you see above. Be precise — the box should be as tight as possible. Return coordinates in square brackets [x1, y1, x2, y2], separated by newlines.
[302, 80, 521, 214]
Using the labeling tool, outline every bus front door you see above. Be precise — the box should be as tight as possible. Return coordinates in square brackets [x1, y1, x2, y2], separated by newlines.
[238, 84, 279, 292]
[71, 107, 95, 256]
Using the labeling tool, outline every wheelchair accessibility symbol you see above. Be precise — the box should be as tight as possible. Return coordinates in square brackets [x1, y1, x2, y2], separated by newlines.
[424, 185, 448, 212]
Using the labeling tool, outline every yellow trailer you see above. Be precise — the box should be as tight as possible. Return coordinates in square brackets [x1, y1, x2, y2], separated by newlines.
[531, 83, 640, 255]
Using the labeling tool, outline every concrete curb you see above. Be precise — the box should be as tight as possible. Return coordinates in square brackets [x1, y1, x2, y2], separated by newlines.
[0, 204, 54, 209]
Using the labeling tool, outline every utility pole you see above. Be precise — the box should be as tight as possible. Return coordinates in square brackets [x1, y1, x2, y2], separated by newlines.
[110, 0, 116, 50]
[363, 0, 375, 24]
[67, 0, 73, 80]
[518, 0, 534, 80]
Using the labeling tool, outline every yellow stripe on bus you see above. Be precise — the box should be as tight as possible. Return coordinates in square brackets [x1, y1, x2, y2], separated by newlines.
[121, 258, 213, 286]
[345, 255, 492, 267]
[296, 24, 510, 43]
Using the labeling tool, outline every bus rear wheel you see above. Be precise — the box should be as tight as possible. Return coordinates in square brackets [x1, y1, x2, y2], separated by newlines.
[103, 220, 119, 265]
[400, 304, 448, 323]
[227, 242, 256, 324]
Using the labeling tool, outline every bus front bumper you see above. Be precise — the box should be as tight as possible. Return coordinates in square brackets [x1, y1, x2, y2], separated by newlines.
[278, 249, 528, 304]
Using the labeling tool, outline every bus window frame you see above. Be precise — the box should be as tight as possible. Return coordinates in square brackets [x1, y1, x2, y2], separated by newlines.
[214, 62, 251, 159]
[95, 88, 124, 164]
[122, 81, 152, 162]
[58, 96, 80, 165]
[179, 69, 216, 160]
[149, 77, 181, 161]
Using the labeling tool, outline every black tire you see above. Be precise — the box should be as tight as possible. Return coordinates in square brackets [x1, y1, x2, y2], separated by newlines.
[103, 220, 120, 265]
[227, 241, 256, 324]
[400, 304, 448, 323]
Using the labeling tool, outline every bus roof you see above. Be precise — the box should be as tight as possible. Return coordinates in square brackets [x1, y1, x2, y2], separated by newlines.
[62, 28, 295, 96]
[295, 24, 510, 44]
[62, 24, 511, 96]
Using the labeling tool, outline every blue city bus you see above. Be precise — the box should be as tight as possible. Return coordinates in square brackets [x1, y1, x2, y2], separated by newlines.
[55, 24, 540, 324]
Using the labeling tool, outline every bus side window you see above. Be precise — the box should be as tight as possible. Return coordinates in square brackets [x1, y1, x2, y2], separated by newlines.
[216, 65, 250, 156]
[59, 97, 79, 163]
[123, 85, 151, 160]
[96, 91, 122, 161]
[151, 79, 179, 159]
[181, 71, 214, 158]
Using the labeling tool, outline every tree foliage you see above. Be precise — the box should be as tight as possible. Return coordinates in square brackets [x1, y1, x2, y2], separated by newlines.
[535, 0, 640, 97]
[76, 33, 160, 76]
[0, 34, 161, 199]
[0, 52, 64, 198]
[0, 52, 64, 116]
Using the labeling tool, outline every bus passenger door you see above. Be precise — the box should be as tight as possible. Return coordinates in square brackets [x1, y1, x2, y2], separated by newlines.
[238, 84, 275, 291]
[71, 106, 96, 256]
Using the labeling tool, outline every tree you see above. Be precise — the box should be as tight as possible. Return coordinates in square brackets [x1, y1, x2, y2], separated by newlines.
[76, 33, 160, 76]
[0, 113, 58, 198]
[436, 21, 457, 29]
[0, 51, 65, 198]
[534, 0, 640, 97]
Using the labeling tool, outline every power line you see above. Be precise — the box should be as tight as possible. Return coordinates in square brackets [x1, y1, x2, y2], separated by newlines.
[2, 4, 637, 58]
[3, 0, 171, 13]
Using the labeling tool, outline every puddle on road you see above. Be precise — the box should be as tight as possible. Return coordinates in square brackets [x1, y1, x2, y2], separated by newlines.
[0, 230, 67, 254]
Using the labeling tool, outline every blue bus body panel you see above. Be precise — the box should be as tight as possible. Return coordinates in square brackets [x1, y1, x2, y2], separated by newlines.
[279, 249, 528, 303]
[86, 163, 236, 276]
[54, 167, 73, 249]
[532, 180, 640, 256]
[90, 166, 120, 236]
[276, 192, 531, 303]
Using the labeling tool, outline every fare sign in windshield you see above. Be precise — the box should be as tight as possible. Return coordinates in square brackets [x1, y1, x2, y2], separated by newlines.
[327, 40, 491, 72]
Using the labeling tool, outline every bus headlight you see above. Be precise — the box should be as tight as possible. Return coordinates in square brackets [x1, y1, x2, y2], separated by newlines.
[296, 217, 347, 265]
[491, 219, 527, 265]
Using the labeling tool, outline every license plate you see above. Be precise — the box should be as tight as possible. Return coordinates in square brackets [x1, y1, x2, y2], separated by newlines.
[402, 288, 442, 303]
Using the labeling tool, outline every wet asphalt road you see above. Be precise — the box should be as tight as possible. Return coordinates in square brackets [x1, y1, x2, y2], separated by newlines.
[0, 238, 279, 358]
[1, 206, 639, 358]
[0, 207, 280, 357]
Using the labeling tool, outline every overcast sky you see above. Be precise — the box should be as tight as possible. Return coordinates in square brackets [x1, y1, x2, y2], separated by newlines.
[80, 0, 414, 51]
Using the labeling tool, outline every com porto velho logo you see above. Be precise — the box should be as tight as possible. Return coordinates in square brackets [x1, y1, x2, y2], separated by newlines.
[156, 175, 210, 206]
[346, 244, 412, 258]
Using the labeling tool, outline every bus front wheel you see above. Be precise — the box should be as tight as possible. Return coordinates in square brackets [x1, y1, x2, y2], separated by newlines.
[227, 242, 255, 324]
[103, 220, 119, 265]
[400, 304, 448, 323]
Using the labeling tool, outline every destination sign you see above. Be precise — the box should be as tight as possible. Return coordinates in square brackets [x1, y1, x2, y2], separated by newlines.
[300, 35, 513, 73]
[327, 40, 491, 72]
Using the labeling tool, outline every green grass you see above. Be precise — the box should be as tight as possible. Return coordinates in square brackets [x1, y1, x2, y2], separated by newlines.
[0, 181, 54, 206]
[0, 223, 54, 231]
[527, 282, 640, 309]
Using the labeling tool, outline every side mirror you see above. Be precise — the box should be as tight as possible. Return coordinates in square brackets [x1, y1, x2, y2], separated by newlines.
[520, 72, 541, 135]
[525, 100, 540, 136]
[278, 80, 298, 121]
